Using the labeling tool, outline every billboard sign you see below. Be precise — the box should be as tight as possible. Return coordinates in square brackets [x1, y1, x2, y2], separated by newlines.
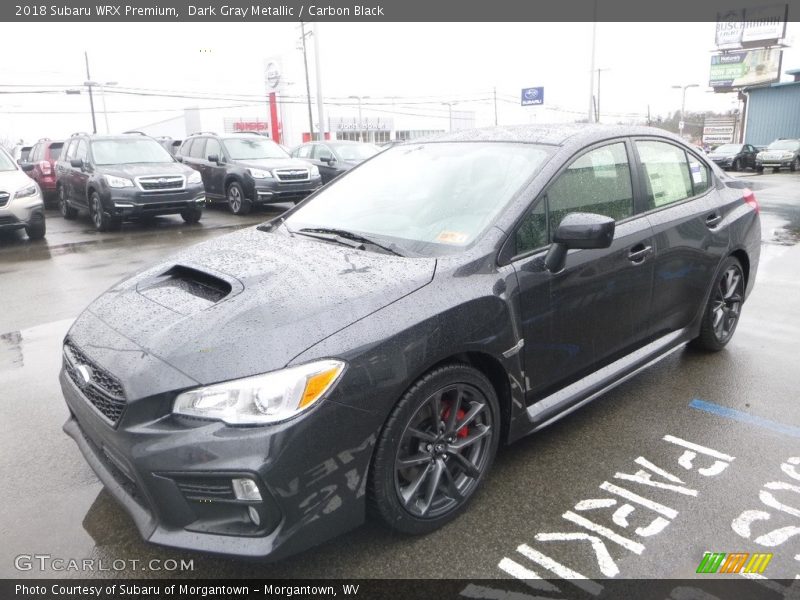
[709, 47, 782, 88]
[703, 123, 736, 145]
[330, 116, 394, 132]
[715, 4, 788, 49]
[521, 87, 544, 106]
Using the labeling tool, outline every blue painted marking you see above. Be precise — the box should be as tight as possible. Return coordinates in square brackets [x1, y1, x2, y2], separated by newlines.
[689, 399, 800, 439]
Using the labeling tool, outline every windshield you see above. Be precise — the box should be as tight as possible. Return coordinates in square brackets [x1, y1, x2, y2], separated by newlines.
[223, 138, 288, 160]
[92, 138, 174, 165]
[714, 144, 742, 154]
[286, 142, 551, 257]
[767, 140, 800, 151]
[332, 143, 380, 161]
[0, 149, 17, 171]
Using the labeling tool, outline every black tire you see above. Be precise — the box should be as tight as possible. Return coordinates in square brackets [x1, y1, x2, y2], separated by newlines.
[58, 185, 77, 220]
[90, 191, 121, 232]
[368, 363, 500, 535]
[690, 256, 745, 352]
[773, 167, 780, 174]
[181, 207, 203, 224]
[226, 181, 252, 215]
[791, 158, 799, 173]
[756, 166, 764, 173]
[732, 158, 741, 172]
[25, 216, 46, 240]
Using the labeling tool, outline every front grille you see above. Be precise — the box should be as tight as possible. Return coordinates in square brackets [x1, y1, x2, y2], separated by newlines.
[64, 340, 126, 425]
[0, 192, 9, 208]
[137, 176, 185, 191]
[275, 191, 312, 202]
[274, 169, 309, 182]
[140, 201, 189, 213]
[174, 477, 236, 501]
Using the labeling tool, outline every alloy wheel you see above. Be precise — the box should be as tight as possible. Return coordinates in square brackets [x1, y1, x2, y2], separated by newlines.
[92, 196, 103, 228]
[394, 384, 493, 519]
[711, 265, 744, 343]
[228, 186, 242, 212]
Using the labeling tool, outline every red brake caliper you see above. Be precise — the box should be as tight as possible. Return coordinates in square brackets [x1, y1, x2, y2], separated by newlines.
[441, 403, 469, 438]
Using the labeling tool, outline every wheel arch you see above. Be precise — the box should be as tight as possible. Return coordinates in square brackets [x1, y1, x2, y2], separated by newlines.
[729, 248, 750, 289]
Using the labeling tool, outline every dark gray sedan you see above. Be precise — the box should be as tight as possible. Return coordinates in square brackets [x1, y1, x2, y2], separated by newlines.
[60, 124, 760, 560]
[291, 140, 380, 183]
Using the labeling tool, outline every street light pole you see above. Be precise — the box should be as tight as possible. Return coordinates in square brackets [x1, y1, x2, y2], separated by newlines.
[312, 23, 325, 142]
[84, 81, 118, 134]
[83, 52, 97, 134]
[671, 83, 699, 138]
[596, 68, 609, 123]
[299, 22, 315, 141]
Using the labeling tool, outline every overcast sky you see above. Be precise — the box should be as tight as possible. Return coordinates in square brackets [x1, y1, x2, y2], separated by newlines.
[1, 21, 798, 143]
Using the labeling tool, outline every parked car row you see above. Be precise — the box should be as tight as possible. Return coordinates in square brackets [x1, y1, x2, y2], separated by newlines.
[706, 139, 800, 173]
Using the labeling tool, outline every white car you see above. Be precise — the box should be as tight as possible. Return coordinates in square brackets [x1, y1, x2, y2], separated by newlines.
[0, 147, 46, 240]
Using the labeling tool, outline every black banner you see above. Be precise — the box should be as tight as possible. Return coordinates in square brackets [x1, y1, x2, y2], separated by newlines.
[4, 579, 800, 600]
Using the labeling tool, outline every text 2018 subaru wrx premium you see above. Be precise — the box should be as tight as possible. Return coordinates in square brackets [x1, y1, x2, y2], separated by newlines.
[60, 125, 760, 560]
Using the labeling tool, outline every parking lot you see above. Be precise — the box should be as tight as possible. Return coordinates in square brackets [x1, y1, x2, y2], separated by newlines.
[1, 174, 799, 586]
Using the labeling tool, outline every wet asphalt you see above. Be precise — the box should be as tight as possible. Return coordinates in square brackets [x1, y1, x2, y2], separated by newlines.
[0, 177, 798, 582]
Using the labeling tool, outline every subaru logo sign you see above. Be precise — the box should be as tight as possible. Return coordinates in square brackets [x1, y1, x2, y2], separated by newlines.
[158, 178, 168, 184]
[76, 364, 92, 387]
[521, 87, 544, 106]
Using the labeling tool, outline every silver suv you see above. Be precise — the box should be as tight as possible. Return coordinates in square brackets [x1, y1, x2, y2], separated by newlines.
[0, 147, 46, 240]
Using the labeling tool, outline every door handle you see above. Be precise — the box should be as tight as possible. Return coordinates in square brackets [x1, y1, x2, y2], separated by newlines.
[705, 213, 722, 228]
[628, 243, 652, 263]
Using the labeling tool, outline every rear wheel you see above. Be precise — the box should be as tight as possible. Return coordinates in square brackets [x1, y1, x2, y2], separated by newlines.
[732, 158, 741, 171]
[369, 363, 500, 534]
[226, 181, 252, 215]
[25, 215, 46, 240]
[58, 185, 77, 219]
[90, 192, 121, 232]
[791, 158, 799, 172]
[691, 257, 745, 352]
[756, 165, 764, 173]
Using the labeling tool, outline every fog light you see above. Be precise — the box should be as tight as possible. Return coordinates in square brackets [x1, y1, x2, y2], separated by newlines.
[248, 506, 261, 526]
[232, 478, 262, 501]
[114, 202, 134, 208]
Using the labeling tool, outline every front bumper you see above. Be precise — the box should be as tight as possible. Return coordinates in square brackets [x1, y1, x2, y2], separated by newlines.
[756, 159, 794, 168]
[100, 183, 206, 219]
[0, 191, 44, 230]
[251, 178, 322, 204]
[60, 353, 373, 559]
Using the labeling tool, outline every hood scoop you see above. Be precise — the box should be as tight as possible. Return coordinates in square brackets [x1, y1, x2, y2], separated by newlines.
[136, 264, 238, 315]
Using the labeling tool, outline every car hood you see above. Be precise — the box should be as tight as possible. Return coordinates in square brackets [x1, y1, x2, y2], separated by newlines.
[96, 162, 192, 179]
[0, 168, 36, 192]
[233, 158, 313, 171]
[82, 227, 436, 385]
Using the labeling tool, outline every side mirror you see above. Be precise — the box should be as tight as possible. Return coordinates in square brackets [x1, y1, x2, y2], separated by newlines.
[207, 154, 220, 164]
[544, 212, 615, 273]
[20, 163, 34, 172]
[175, 155, 184, 163]
[70, 158, 84, 169]
[323, 156, 336, 165]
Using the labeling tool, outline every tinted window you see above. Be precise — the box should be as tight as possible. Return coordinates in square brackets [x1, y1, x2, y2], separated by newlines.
[189, 138, 207, 159]
[205, 138, 221, 159]
[48, 143, 63, 160]
[547, 142, 633, 235]
[636, 141, 693, 208]
[223, 137, 288, 160]
[180, 138, 194, 157]
[515, 198, 548, 255]
[75, 139, 89, 161]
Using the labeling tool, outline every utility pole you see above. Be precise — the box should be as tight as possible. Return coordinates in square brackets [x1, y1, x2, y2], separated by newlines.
[493, 87, 498, 125]
[596, 68, 609, 123]
[299, 22, 314, 141]
[442, 102, 457, 132]
[84, 51, 97, 134]
[312, 23, 325, 141]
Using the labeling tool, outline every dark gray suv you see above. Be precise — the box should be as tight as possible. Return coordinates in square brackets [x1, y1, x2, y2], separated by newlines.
[56, 133, 205, 231]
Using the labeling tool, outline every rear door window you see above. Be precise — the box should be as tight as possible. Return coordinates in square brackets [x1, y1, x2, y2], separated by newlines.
[204, 138, 221, 160]
[189, 138, 207, 159]
[179, 138, 194, 157]
[635, 140, 694, 209]
[48, 143, 63, 160]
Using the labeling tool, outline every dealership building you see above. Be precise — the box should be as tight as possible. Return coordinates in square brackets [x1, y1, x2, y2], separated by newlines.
[742, 68, 800, 145]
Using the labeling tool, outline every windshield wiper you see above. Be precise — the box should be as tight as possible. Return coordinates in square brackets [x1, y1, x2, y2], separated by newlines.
[297, 228, 404, 257]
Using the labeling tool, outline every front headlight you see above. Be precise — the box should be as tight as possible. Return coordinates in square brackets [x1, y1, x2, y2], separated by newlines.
[105, 175, 134, 188]
[172, 359, 345, 425]
[14, 183, 38, 199]
[782, 152, 795, 159]
[187, 171, 202, 184]
[248, 168, 272, 179]
[309, 165, 320, 178]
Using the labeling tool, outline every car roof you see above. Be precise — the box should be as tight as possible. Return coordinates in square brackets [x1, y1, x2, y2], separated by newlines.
[418, 123, 690, 149]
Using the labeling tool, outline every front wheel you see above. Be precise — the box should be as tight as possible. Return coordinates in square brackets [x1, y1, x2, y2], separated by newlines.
[732, 158, 741, 172]
[25, 216, 46, 240]
[226, 181, 252, 215]
[756, 165, 764, 173]
[691, 257, 745, 352]
[791, 158, 799, 173]
[368, 363, 500, 534]
[181, 206, 203, 224]
[90, 192, 121, 232]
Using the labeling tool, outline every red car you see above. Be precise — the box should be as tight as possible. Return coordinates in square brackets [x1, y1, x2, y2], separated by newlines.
[24, 138, 64, 204]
